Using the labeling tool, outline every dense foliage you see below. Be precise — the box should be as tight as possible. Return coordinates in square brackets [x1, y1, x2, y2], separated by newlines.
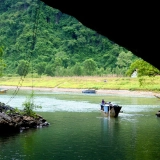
[126, 59, 160, 77]
[0, 0, 141, 77]
[0, 46, 6, 77]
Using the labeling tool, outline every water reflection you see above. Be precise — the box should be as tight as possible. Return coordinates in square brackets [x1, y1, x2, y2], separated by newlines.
[100, 117, 116, 141]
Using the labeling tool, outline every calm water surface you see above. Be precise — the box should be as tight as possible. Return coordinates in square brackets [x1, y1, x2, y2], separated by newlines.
[0, 89, 160, 160]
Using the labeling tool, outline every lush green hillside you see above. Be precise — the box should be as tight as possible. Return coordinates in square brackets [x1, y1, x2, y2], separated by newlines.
[0, 0, 138, 76]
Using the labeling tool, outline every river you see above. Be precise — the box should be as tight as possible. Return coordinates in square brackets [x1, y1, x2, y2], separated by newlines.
[0, 89, 160, 160]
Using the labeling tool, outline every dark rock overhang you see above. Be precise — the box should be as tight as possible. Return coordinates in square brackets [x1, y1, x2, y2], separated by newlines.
[40, 0, 160, 70]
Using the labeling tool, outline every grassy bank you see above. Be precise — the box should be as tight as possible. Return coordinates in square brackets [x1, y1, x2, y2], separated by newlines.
[0, 76, 160, 93]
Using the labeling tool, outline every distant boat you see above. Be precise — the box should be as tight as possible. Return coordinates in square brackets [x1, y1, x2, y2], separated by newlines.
[0, 89, 8, 93]
[82, 89, 96, 94]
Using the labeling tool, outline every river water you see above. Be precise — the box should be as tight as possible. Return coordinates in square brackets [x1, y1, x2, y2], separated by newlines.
[0, 89, 160, 160]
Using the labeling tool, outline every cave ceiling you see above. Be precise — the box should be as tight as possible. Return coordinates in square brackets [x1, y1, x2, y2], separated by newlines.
[41, 0, 160, 70]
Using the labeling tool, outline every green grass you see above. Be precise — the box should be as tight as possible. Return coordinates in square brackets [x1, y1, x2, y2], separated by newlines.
[0, 76, 160, 93]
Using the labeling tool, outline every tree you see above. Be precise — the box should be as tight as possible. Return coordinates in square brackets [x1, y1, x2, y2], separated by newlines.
[83, 58, 97, 75]
[72, 62, 83, 76]
[115, 51, 136, 75]
[17, 60, 29, 76]
[126, 59, 160, 77]
[35, 62, 46, 76]
[44, 64, 54, 76]
[102, 53, 117, 69]
[116, 51, 134, 68]
[53, 57, 62, 67]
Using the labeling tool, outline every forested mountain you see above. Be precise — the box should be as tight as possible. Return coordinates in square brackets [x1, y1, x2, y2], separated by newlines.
[0, 0, 138, 76]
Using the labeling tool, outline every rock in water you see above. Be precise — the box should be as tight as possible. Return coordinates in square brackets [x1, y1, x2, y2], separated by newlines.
[0, 103, 50, 133]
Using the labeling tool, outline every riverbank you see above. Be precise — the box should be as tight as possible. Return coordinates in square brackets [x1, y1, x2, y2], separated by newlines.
[1, 85, 160, 98]
[1, 76, 160, 95]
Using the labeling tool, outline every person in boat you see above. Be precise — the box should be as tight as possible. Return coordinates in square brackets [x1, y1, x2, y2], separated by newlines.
[102, 99, 105, 104]
[101, 99, 106, 111]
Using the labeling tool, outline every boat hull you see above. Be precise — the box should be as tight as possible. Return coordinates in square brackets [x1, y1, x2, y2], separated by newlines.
[101, 104, 122, 118]
[0, 89, 8, 93]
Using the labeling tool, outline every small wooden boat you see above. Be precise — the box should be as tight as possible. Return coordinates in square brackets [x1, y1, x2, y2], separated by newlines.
[0, 89, 8, 93]
[82, 89, 96, 93]
[100, 102, 122, 118]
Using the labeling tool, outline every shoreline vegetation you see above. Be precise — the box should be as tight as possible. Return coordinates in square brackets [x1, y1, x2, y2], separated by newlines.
[1, 76, 160, 97]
